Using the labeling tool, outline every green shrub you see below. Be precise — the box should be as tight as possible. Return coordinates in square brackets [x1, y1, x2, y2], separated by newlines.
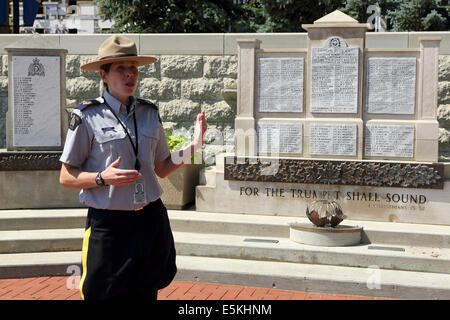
[166, 134, 189, 152]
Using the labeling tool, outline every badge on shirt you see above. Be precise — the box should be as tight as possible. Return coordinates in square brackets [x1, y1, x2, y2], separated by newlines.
[134, 180, 147, 205]
[69, 113, 82, 131]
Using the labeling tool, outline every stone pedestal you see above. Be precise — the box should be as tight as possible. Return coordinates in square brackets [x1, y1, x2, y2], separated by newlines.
[0, 150, 81, 209]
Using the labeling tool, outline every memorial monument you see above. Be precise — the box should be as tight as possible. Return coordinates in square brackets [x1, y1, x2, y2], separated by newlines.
[196, 10, 448, 226]
[0, 34, 80, 209]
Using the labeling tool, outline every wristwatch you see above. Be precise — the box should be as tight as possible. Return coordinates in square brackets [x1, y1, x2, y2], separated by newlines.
[95, 172, 105, 186]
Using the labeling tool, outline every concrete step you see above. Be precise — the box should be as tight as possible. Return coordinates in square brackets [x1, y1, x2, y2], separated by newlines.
[199, 167, 217, 186]
[0, 251, 82, 279]
[173, 231, 450, 274]
[2, 226, 449, 275]
[175, 255, 450, 300]
[168, 210, 450, 249]
[0, 209, 86, 231]
[0, 228, 84, 253]
[0, 251, 449, 299]
[1, 209, 449, 250]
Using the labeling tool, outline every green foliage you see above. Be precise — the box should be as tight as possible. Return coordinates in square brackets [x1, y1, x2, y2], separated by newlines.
[95, 0, 448, 33]
[166, 133, 190, 152]
[166, 132, 202, 163]
[254, 0, 345, 32]
[386, 0, 448, 31]
[342, 0, 449, 31]
[95, 0, 235, 33]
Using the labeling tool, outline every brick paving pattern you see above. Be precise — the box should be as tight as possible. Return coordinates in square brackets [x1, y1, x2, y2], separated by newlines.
[0, 276, 393, 300]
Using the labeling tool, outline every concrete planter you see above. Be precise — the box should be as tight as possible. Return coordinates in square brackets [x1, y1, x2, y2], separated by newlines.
[158, 164, 203, 209]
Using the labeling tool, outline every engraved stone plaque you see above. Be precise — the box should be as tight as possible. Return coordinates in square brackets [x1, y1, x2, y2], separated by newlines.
[366, 57, 416, 114]
[11, 55, 61, 147]
[309, 123, 357, 156]
[365, 124, 414, 158]
[257, 56, 304, 113]
[257, 122, 302, 154]
[310, 36, 359, 113]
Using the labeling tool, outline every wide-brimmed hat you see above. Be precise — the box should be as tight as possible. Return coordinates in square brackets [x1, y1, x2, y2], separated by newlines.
[80, 35, 157, 71]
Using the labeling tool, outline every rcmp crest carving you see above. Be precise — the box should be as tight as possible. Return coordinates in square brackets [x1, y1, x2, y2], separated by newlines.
[326, 36, 347, 48]
[28, 57, 45, 77]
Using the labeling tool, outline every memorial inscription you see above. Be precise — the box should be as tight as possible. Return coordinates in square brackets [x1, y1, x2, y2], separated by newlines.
[309, 123, 357, 156]
[257, 122, 302, 154]
[366, 57, 416, 114]
[11, 55, 61, 147]
[365, 124, 414, 158]
[310, 37, 359, 113]
[257, 56, 304, 113]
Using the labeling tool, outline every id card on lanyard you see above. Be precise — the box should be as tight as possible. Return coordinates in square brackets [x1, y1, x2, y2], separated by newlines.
[103, 98, 147, 205]
[134, 181, 147, 204]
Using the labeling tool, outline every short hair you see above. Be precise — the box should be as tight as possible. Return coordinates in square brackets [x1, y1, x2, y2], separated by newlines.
[100, 63, 112, 89]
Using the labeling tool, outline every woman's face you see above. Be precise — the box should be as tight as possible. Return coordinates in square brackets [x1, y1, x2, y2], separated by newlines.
[100, 61, 139, 104]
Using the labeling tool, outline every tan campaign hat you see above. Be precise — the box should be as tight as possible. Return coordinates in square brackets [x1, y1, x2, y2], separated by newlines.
[80, 35, 157, 71]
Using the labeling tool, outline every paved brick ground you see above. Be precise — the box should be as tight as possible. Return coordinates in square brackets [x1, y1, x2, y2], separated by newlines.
[0, 276, 393, 300]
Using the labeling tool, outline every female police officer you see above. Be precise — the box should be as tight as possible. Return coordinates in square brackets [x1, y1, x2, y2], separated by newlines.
[59, 35, 207, 300]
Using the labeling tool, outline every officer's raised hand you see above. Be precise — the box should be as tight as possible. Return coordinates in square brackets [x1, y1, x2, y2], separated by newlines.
[193, 110, 207, 151]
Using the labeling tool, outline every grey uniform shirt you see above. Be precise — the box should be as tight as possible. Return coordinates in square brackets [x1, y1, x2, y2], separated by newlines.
[60, 90, 170, 210]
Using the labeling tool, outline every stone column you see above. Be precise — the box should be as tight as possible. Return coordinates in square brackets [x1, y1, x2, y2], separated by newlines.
[416, 38, 441, 162]
[234, 39, 260, 158]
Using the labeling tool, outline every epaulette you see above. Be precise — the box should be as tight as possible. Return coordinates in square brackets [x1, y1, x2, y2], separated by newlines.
[136, 98, 162, 123]
[136, 98, 158, 111]
[75, 99, 102, 112]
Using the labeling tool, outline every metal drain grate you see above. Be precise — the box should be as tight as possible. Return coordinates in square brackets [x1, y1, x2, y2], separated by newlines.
[368, 245, 405, 252]
[244, 238, 279, 244]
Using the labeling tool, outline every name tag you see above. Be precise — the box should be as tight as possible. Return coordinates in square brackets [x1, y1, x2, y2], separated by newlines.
[134, 180, 147, 205]
[101, 127, 116, 133]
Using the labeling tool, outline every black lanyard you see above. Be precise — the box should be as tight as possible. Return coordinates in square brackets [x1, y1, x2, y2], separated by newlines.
[103, 97, 141, 171]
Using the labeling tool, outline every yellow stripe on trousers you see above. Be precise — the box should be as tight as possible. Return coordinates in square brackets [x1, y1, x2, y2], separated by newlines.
[79, 226, 91, 300]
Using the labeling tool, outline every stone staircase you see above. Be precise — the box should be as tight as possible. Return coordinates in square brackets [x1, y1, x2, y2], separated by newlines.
[1, 207, 450, 299]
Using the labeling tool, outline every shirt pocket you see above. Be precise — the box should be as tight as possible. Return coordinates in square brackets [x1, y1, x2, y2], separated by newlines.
[140, 126, 159, 164]
[93, 126, 127, 154]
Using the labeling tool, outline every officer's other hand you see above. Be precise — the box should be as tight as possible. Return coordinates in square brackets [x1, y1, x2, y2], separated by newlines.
[101, 156, 141, 186]
[193, 110, 207, 150]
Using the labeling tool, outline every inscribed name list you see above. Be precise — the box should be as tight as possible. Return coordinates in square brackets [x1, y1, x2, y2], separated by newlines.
[12, 55, 61, 147]
[257, 122, 302, 154]
[365, 124, 414, 158]
[310, 47, 359, 113]
[309, 123, 357, 156]
[257, 57, 303, 113]
[366, 57, 416, 114]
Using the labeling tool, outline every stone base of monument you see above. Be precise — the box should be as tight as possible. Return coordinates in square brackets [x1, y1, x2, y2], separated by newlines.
[289, 222, 362, 247]
[0, 150, 82, 209]
[196, 154, 450, 226]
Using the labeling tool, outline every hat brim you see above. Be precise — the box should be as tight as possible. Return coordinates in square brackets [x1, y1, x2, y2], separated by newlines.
[80, 55, 157, 71]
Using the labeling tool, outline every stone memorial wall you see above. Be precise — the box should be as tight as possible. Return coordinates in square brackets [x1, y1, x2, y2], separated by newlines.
[195, 11, 450, 226]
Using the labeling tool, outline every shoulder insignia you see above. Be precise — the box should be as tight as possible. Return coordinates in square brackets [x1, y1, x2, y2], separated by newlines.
[69, 113, 82, 131]
[136, 98, 158, 111]
[75, 99, 102, 112]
